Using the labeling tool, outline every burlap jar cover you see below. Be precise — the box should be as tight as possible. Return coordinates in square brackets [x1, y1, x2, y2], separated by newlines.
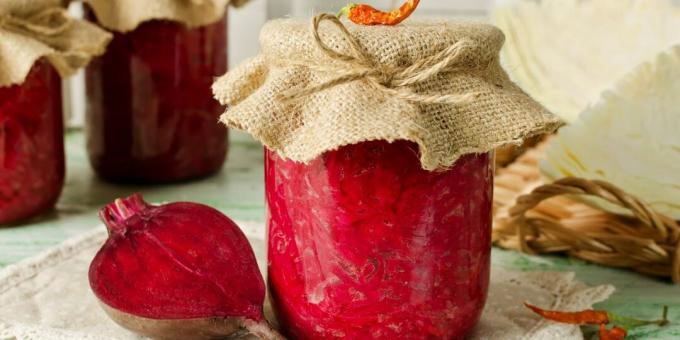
[0, 0, 111, 87]
[82, 0, 249, 33]
[213, 15, 563, 170]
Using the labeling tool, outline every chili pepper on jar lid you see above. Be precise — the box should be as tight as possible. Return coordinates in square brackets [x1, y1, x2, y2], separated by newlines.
[338, 0, 420, 26]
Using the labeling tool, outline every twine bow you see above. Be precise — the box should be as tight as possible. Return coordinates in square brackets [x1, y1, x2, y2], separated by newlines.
[0, 7, 72, 39]
[281, 13, 480, 105]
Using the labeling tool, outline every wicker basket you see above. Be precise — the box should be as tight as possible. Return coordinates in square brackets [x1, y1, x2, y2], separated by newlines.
[493, 140, 680, 283]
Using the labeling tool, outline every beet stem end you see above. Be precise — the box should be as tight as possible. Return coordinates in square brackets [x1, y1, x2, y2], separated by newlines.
[99, 193, 150, 234]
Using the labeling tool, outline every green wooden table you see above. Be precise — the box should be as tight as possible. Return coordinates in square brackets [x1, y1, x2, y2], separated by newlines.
[1, 130, 679, 339]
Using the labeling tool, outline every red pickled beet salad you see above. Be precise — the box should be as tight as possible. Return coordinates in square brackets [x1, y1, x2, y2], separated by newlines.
[266, 140, 494, 339]
[85, 15, 228, 182]
[0, 59, 64, 224]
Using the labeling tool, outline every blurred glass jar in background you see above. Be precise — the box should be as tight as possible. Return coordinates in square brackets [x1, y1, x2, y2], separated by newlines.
[0, 59, 65, 225]
[85, 11, 228, 183]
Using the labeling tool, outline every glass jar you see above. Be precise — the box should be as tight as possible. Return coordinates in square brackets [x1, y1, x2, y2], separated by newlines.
[0, 59, 65, 225]
[85, 14, 228, 183]
[266, 140, 494, 339]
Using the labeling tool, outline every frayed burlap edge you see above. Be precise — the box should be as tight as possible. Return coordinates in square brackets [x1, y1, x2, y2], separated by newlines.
[0, 1, 112, 86]
[214, 16, 563, 171]
[83, 0, 250, 32]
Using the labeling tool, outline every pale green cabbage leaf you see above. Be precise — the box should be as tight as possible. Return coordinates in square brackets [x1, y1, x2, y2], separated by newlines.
[493, 0, 680, 123]
[541, 45, 680, 219]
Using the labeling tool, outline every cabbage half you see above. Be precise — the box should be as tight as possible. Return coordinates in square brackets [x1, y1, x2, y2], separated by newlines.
[540, 45, 680, 219]
[493, 0, 680, 122]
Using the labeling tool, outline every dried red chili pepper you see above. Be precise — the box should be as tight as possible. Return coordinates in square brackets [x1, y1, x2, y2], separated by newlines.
[526, 303, 669, 339]
[524, 303, 609, 325]
[599, 324, 627, 340]
[338, 0, 421, 26]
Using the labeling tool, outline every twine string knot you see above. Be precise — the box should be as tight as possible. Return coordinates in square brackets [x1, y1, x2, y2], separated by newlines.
[281, 13, 479, 105]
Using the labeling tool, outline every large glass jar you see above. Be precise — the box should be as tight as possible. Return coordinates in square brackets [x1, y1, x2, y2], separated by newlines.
[85, 14, 228, 183]
[0, 59, 65, 225]
[266, 140, 494, 339]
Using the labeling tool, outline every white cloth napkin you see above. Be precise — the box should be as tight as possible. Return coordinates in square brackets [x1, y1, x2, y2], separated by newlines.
[0, 222, 614, 340]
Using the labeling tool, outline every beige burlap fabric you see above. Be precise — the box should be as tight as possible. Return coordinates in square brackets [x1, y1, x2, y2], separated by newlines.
[213, 15, 563, 171]
[0, 0, 111, 87]
[83, 0, 249, 33]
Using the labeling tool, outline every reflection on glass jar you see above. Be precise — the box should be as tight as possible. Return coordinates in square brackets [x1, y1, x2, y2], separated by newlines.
[0, 59, 65, 225]
[85, 14, 228, 183]
[266, 140, 494, 339]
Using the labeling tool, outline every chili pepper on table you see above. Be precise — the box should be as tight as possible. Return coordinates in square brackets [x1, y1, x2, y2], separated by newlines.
[525, 303, 669, 339]
[338, 0, 421, 26]
[525, 303, 609, 324]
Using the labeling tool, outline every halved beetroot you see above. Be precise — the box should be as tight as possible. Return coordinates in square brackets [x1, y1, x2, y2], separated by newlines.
[89, 194, 282, 339]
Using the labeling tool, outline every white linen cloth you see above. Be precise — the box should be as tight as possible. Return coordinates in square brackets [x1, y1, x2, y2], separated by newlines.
[0, 222, 613, 340]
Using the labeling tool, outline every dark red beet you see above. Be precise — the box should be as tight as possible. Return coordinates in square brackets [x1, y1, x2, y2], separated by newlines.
[89, 194, 282, 340]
